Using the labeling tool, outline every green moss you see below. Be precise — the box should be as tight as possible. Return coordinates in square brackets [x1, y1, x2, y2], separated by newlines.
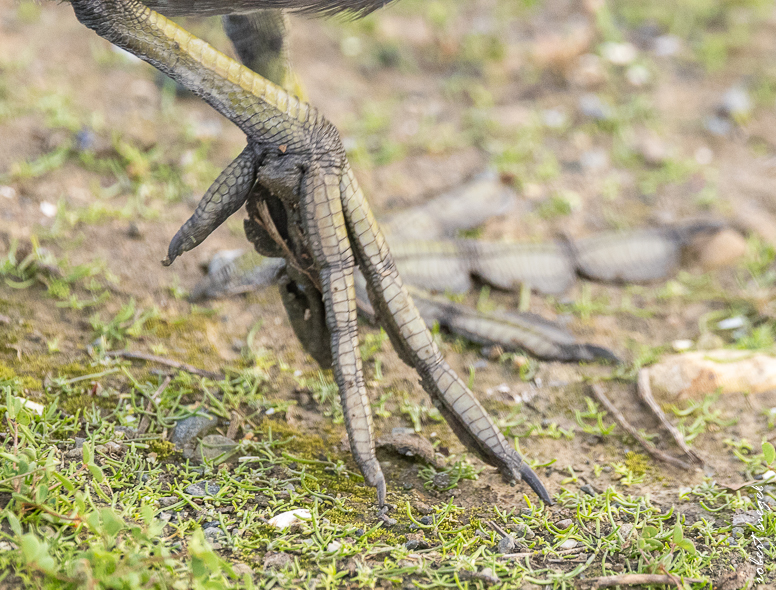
[625, 451, 650, 476]
[148, 439, 176, 459]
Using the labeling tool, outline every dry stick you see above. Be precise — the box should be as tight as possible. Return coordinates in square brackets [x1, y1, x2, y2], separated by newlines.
[637, 368, 704, 465]
[137, 375, 172, 435]
[106, 350, 223, 380]
[225, 410, 242, 440]
[589, 384, 694, 471]
[578, 574, 704, 589]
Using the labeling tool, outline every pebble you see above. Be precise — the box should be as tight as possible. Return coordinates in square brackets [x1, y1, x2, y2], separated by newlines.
[40, 201, 57, 218]
[578, 94, 612, 121]
[268, 509, 311, 530]
[158, 495, 178, 508]
[263, 551, 293, 570]
[559, 539, 578, 550]
[326, 541, 342, 552]
[672, 339, 693, 352]
[600, 42, 637, 65]
[570, 54, 607, 88]
[171, 413, 217, 447]
[184, 481, 220, 497]
[653, 35, 682, 57]
[696, 229, 747, 269]
[580, 484, 597, 496]
[541, 108, 568, 129]
[497, 535, 517, 553]
[555, 519, 573, 530]
[618, 523, 633, 540]
[233, 563, 253, 576]
[705, 116, 732, 137]
[412, 501, 433, 515]
[0, 186, 16, 200]
[636, 134, 669, 166]
[694, 146, 714, 165]
[719, 85, 752, 121]
[196, 434, 238, 462]
[580, 148, 609, 171]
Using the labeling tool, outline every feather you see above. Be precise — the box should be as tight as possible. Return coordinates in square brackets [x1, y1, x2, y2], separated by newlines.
[144, 0, 396, 18]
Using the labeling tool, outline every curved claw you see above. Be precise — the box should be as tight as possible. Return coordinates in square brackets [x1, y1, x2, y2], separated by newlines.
[163, 145, 256, 266]
[518, 462, 553, 505]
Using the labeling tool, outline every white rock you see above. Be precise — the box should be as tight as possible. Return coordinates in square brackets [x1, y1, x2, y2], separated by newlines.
[268, 509, 311, 530]
[559, 539, 578, 549]
[18, 398, 44, 416]
[653, 35, 682, 57]
[40, 201, 57, 218]
[0, 186, 16, 200]
[601, 42, 637, 65]
[672, 339, 693, 352]
[717, 316, 745, 330]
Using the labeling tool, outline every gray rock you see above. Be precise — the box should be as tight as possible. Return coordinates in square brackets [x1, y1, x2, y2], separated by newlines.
[556, 519, 573, 530]
[171, 413, 217, 447]
[263, 551, 293, 570]
[184, 481, 220, 497]
[579, 94, 612, 121]
[497, 535, 517, 553]
[196, 435, 238, 462]
[158, 495, 179, 508]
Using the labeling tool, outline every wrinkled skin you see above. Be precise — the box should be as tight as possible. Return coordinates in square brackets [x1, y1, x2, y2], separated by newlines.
[69, 0, 553, 507]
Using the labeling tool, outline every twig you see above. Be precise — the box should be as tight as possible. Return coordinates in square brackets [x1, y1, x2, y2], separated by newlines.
[590, 384, 694, 471]
[578, 574, 704, 589]
[225, 410, 242, 440]
[137, 375, 171, 435]
[105, 350, 223, 380]
[637, 369, 704, 465]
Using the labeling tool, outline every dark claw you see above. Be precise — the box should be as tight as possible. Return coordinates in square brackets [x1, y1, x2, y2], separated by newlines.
[518, 462, 554, 505]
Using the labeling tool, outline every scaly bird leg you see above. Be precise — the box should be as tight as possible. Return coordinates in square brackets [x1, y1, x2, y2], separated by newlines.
[340, 164, 552, 503]
[69, 0, 550, 505]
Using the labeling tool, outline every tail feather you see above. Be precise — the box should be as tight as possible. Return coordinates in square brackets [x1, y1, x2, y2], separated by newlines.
[143, 0, 396, 17]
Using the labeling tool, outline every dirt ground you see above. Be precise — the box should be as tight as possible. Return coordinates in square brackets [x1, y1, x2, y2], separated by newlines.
[1, 0, 776, 587]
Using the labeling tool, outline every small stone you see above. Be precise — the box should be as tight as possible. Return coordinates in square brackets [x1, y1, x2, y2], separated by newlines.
[268, 509, 311, 530]
[580, 484, 596, 496]
[405, 533, 430, 550]
[40, 201, 57, 218]
[379, 513, 397, 526]
[580, 148, 609, 171]
[412, 501, 433, 515]
[694, 146, 714, 165]
[196, 434, 238, 462]
[233, 563, 252, 576]
[158, 495, 178, 508]
[126, 223, 142, 240]
[556, 519, 573, 530]
[419, 516, 432, 526]
[542, 108, 568, 129]
[263, 551, 293, 570]
[705, 116, 732, 137]
[719, 85, 752, 122]
[579, 94, 612, 121]
[636, 134, 669, 166]
[672, 339, 693, 352]
[696, 229, 747, 270]
[326, 541, 342, 552]
[184, 481, 220, 497]
[618, 523, 634, 540]
[432, 472, 451, 489]
[732, 511, 761, 527]
[497, 535, 517, 553]
[171, 413, 217, 447]
[0, 186, 16, 200]
[600, 42, 637, 65]
[570, 53, 607, 88]
[559, 539, 578, 550]
[731, 526, 744, 537]
[717, 316, 746, 330]
[653, 35, 682, 57]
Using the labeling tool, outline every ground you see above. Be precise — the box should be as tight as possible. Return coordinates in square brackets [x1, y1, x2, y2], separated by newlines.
[1, 0, 775, 588]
